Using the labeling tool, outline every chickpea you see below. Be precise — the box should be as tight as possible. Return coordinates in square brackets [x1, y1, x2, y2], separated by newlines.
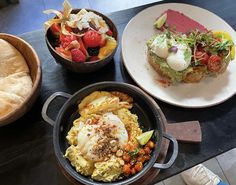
[116, 149, 123, 157]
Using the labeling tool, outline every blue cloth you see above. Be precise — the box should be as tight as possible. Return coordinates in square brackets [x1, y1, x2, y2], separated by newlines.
[218, 181, 229, 185]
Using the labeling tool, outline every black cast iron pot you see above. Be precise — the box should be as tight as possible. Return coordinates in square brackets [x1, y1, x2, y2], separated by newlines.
[41, 82, 178, 185]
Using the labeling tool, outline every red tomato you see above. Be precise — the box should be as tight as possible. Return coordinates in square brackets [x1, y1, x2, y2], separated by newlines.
[50, 23, 61, 35]
[60, 34, 77, 48]
[207, 55, 222, 72]
[195, 51, 209, 65]
[83, 30, 102, 48]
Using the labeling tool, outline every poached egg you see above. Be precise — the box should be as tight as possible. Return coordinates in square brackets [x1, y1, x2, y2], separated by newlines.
[167, 44, 192, 71]
[150, 34, 192, 71]
[76, 112, 128, 161]
[150, 34, 169, 59]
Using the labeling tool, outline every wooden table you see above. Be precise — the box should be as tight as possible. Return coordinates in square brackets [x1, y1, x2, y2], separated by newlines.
[0, 0, 236, 184]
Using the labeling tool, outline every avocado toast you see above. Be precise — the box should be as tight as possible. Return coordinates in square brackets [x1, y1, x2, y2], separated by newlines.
[147, 10, 235, 85]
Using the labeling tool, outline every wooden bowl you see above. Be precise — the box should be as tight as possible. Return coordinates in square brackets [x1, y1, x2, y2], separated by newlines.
[0, 33, 42, 126]
[45, 9, 118, 73]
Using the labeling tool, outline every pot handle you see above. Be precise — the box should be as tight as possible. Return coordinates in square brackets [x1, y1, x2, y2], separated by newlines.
[41, 92, 72, 126]
[153, 133, 178, 169]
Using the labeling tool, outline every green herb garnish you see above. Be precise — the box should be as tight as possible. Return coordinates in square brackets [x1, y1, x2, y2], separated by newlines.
[128, 148, 140, 157]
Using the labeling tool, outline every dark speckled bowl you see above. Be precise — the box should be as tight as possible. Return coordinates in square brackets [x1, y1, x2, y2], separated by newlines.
[45, 9, 118, 73]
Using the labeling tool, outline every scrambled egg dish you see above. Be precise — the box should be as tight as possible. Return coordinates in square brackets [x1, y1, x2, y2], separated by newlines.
[65, 91, 142, 182]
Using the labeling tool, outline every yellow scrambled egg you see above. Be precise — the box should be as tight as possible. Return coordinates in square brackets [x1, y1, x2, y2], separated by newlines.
[64, 145, 94, 176]
[91, 155, 123, 182]
[65, 91, 142, 182]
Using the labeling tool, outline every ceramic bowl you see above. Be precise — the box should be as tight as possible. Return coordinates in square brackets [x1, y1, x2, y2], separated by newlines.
[45, 9, 118, 73]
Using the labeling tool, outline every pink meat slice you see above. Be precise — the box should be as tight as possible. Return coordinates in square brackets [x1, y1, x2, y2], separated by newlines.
[163, 9, 208, 33]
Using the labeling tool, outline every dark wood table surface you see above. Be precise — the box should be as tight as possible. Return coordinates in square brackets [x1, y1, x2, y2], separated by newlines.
[0, 0, 236, 185]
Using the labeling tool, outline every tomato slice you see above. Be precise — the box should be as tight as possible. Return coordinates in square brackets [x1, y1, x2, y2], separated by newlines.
[195, 51, 209, 65]
[207, 55, 222, 72]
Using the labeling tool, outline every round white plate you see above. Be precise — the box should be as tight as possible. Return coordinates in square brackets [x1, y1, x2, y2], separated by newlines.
[122, 3, 236, 108]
